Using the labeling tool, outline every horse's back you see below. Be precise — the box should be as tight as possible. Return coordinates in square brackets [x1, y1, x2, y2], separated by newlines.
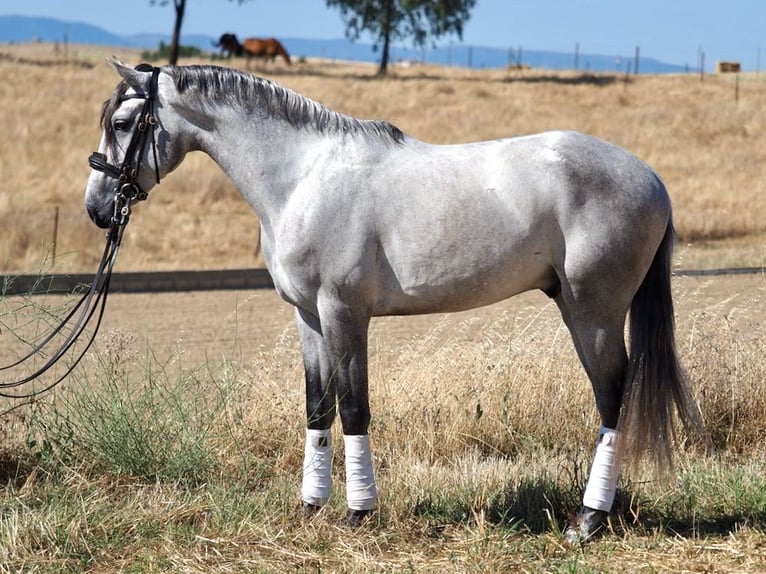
[473, 130, 671, 260]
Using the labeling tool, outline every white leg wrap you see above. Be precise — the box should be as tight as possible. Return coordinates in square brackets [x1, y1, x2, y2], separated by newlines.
[582, 427, 620, 512]
[301, 428, 333, 507]
[344, 434, 378, 511]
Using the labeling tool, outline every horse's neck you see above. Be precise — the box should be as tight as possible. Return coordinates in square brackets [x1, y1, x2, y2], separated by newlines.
[196, 109, 330, 227]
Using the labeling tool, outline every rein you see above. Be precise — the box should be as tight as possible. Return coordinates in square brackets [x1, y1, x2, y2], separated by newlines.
[0, 64, 161, 404]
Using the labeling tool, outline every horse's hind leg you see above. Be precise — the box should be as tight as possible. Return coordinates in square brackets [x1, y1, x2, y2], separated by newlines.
[554, 292, 629, 542]
[295, 306, 377, 525]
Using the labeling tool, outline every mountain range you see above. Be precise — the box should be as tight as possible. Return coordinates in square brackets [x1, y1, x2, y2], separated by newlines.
[0, 15, 689, 74]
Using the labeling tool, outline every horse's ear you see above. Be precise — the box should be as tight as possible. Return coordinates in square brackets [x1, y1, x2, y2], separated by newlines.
[106, 56, 150, 90]
[106, 56, 129, 74]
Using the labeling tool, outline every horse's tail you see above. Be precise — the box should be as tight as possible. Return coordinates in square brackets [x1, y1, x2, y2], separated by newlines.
[276, 40, 292, 65]
[618, 218, 707, 474]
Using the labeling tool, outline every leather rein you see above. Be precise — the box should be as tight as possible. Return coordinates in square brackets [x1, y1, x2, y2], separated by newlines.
[0, 65, 162, 404]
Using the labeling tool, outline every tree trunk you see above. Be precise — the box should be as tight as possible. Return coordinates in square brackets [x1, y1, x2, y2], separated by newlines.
[377, 0, 394, 76]
[169, 0, 186, 66]
[378, 30, 391, 76]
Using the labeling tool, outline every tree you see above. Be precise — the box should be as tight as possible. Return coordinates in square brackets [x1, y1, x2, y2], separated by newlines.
[150, 0, 186, 65]
[326, 0, 477, 76]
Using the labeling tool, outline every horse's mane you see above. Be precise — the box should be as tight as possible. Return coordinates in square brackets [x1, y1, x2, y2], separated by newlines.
[166, 65, 405, 144]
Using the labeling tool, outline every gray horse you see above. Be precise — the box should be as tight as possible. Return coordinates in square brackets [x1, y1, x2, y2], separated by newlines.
[85, 59, 705, 542]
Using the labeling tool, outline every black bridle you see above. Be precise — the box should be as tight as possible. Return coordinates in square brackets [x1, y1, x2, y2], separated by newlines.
[0, 64, 162, 406]
[89, 64, 162, 227]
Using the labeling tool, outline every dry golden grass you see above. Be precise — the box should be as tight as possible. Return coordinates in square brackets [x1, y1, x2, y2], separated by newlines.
[1, 43, 765, 274]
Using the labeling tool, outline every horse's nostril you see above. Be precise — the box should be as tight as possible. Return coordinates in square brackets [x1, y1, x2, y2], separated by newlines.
[86, 203, 110, 229]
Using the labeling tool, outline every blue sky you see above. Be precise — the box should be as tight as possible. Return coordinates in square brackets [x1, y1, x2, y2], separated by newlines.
[3, 0, 765, 70]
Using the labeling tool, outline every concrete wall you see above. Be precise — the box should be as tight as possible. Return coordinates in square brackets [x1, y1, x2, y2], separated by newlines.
[1, 269, 274, 296]
[2, 267, 763, 297]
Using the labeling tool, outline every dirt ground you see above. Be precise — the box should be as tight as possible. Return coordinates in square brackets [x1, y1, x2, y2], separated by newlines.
[1, 274, 763, 383]
[86, 273, 766, 368]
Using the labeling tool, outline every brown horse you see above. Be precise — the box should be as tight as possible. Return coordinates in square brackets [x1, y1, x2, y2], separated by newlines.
[242, 37, 292, 66]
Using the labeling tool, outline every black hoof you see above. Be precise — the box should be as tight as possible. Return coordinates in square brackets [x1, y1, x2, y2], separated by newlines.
[565, 506, 608, 545]
[302, 502, 323, 518]
[345, 508, 374, 527]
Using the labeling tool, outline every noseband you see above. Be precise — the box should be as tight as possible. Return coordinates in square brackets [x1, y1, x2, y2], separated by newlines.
[88, 64, 162, 228]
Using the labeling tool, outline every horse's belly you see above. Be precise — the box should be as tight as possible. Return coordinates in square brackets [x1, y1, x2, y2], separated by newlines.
[373, 252, 557, 316]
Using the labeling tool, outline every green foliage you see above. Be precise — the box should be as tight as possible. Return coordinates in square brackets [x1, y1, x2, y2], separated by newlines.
[141, 41, 203, 62]
[29, 336, 238, 485]
[327, 0, 476, 45]
[326, 0, 477, 73]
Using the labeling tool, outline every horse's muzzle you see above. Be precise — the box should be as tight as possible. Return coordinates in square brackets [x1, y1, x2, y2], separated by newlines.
[86, 201, 112, 229]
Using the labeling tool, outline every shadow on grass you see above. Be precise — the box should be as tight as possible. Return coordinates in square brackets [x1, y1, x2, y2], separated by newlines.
[412, 476, 581, 535]
[0, 444, 39, 488]
[611, 487, 766, 538]
[412, 476, 766, 538]
[501, 73, 622, 86]
[250, 65, 623, 87]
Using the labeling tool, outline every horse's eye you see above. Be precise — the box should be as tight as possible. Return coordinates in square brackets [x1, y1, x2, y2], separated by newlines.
[114, 119, 131, 132]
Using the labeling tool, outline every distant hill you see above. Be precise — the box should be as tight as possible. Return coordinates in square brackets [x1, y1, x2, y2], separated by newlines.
[0, 14, 688, 74]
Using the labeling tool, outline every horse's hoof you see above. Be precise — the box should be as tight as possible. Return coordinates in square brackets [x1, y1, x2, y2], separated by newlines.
[302, 502, 322, 518]
[345, 508, 374, 527]
[564, 506, 607, 545]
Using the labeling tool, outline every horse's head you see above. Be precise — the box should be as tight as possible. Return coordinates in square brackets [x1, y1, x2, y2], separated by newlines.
[85, 58, 185, 228]
[214, 33, 243, 57]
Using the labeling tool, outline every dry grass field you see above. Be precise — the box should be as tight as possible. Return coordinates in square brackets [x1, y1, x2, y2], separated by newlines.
[1, 43, 766, 573]
[1, 42, 765, 273]
[2, 274, 766, 572]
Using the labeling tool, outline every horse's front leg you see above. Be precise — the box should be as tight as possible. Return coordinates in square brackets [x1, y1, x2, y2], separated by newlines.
[295, 306, 376, 525]
[296, 307, 336, 513]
